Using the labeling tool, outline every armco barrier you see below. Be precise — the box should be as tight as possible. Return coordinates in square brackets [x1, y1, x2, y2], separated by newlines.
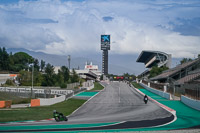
[140, 83, 172, 100]
[181, 95, 200, 111]
[31, 99, 40, 107]
[0, 100, 12, 108]
[40, 95, 66, 106]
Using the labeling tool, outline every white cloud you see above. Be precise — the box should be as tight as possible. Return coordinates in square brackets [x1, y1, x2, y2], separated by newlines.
[0, 0, 200, 58]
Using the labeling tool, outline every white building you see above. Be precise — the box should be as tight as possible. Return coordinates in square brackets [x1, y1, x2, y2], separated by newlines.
[76, 62, 101, 81]
[84, 62, 102, 77]
[54, 62, 101, 81]
[54, 66, 61, 74]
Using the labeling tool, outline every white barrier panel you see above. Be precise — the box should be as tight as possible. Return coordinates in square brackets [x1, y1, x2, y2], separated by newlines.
[86, 84, 94, 91]
[0, 87, 73, 95]
[140, 83, 172, 100]
[82, 80, 94, 88]
[181, 95, 200, 111]
[40, 95, 66, 106]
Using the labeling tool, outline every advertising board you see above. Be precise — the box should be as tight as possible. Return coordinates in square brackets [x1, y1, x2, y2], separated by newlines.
[101, 35, 110, 50]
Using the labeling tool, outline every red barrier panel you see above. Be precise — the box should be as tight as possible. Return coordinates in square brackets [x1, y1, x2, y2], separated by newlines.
[0, 100, 12, 108]
[31, 99, 40, 107]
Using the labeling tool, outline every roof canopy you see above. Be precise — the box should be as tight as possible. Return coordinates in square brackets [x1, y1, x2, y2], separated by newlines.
[136, 50, 168, 63]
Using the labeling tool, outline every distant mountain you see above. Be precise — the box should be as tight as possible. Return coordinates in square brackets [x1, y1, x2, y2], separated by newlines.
[7, 48, 182, 75]
[7, 48, 146, 75]
[7, 48, 92, 70]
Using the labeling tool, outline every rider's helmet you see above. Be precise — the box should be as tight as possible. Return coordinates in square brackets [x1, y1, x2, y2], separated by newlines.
[53, 110, 57, 113]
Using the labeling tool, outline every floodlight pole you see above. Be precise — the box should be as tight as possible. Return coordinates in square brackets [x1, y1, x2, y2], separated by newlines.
[68, 55, 71, 70]
[31, 64, 34, 98]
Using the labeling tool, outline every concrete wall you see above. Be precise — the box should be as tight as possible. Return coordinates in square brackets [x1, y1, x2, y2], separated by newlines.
[140, 83, 172, 100]
[82, 80, 94, 90]
[39, 95, 66, 106]
[82, 80, 94, 87]
[181, 95, 200, 111]
[67, 82, 80, 89]
[0, 74, 11, 84]
[86, 84, 94, 90]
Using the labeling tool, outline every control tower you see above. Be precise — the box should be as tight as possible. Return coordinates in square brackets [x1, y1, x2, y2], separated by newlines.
[101, 35, 110, 75]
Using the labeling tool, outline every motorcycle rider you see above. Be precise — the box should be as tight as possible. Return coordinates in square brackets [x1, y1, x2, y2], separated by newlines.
[144, 95, 148, 104]
[53, 110, 64, 118]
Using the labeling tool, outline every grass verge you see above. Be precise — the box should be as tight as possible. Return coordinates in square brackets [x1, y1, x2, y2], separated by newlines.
[132, 82, 144, 89]
[87, 82, 104, 91]
[0, 98, 86, 122]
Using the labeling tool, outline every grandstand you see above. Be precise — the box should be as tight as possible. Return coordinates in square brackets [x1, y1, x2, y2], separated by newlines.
[136, 51, 172, 79]
[150, 58, 200, 84]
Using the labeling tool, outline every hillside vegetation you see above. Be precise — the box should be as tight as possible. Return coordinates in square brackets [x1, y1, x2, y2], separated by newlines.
[0, 47, 80, 88]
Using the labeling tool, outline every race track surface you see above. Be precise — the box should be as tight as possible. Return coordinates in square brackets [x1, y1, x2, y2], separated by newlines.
[0, 82, 174, 132]
[68, 81, 172, 124]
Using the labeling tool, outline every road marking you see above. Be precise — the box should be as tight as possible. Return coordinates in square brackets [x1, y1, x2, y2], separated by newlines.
[68, 86, 105, 117]
[119, 87, 121, 103]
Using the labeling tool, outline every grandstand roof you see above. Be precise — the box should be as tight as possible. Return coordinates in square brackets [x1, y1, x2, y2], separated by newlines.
[136, 50, 168, 63]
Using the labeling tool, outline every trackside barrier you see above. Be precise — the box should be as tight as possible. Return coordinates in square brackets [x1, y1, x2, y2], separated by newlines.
[140, 83, 172, 100]
[181, 95, 200, 111]
[40, 95, 66, 106]
[31, 95, 66, 107]
[82, 81, 94, 90]
[31, 99, 40, 107]
[0, 100, 12, 108]
[134, 88, 176, 116]
[86, 84, 94, 91]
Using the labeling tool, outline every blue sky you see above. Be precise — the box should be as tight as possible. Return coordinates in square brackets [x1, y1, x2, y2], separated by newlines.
[0, 0, 200, 58]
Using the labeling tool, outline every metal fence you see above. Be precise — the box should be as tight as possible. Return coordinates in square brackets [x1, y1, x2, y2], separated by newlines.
[142, 80, 164, 91]
[150, 82, 164, 91]
[141, 79, 200, 100]
[183, 82, 200, 100]
[142, 80, 148, 85]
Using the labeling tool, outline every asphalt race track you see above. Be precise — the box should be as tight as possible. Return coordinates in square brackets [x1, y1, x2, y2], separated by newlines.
[69, 81, 172, 124]
[0, 82, 174, 132]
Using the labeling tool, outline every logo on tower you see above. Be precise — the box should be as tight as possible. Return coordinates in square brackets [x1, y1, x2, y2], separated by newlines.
[101, 35, 110, 50]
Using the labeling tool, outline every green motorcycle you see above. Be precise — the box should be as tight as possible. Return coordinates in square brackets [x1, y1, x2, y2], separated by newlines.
[53, 110, 68, 122]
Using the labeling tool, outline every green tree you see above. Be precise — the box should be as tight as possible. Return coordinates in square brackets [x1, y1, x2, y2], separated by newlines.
[42, 63, 55, 86]
[19, 70, 43, 86]
[19, 70, 32, 86]
[71, 69, 79, 83]
[56, 70, 66, 88]
[34, 71, 43, 86]
[40, 60, 45, 72]
[0, 47, 10, 71]
[10, 52, 34, 72]
[180, 58, 192, 64]
[60, 66, 70, 82]
[9, 53, 14, 70]
[56, 70, 65, 85]
[34, 59, 40, 72]
[149, 66, 168, 78]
